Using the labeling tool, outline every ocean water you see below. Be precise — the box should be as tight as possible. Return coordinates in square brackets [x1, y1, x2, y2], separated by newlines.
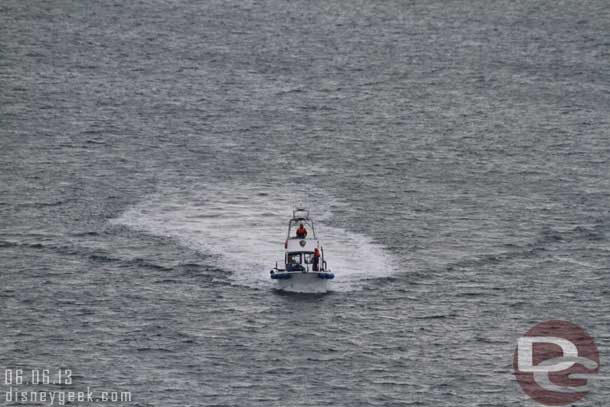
[1, 0, 610, 405]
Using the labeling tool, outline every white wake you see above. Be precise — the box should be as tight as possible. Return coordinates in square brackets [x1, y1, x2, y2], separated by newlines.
[111, 183, 398, 291]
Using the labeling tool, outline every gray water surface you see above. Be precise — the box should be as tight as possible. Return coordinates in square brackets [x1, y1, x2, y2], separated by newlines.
[2, 1, 610, 406]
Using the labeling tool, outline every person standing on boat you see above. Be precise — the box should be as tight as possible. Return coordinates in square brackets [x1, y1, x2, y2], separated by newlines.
[312, 247, 321, 271]
[296, 223, 307, 238]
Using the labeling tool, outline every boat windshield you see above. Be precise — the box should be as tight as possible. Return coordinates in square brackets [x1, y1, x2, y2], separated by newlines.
[303, 252, 314, 264]
[287, 252, 314, 264]
[287, 253, 301, 264]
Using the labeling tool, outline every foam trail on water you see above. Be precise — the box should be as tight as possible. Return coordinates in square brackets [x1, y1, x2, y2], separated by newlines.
[112, 183, 399, 291]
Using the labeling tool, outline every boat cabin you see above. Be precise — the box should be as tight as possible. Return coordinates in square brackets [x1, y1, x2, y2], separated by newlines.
[283, 208, 326, 272]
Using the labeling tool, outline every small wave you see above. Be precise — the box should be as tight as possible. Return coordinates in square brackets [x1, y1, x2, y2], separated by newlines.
[71, 231, 100, 237]
[20, 199, 75, 207]
[88, 253, 115, 263]
[129, 258, 174, 272]
[0, 240, 18, 248]
[455, 292, 486, 298]
[413, 314, 453, 320]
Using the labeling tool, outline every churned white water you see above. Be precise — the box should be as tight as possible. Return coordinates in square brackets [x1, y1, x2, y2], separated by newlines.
[113, 182, 399, 291]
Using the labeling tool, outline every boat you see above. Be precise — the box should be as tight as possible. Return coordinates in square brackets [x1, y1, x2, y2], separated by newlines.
[270, 208, 334, 292]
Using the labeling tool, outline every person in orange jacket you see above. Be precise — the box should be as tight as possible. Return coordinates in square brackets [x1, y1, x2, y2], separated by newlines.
[296, 223, 307, 238]
[312, 247, 321, 271]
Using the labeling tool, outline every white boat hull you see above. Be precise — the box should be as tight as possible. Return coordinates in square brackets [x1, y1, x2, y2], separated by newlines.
[273, 272, 331, 293]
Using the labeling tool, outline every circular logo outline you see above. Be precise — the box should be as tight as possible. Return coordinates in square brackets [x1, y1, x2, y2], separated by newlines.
[513, 320, 599, 406]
